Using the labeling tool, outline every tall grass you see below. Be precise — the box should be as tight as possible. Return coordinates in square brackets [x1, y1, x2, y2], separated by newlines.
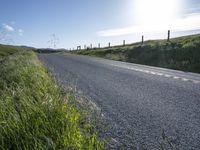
[0, 48, 104, 149]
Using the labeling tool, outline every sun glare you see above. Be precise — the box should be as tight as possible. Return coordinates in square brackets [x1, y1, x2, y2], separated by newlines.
[133, 0, 182, 31]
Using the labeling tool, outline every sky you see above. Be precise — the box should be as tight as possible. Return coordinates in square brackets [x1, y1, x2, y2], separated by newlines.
[0, 0, 200, 49]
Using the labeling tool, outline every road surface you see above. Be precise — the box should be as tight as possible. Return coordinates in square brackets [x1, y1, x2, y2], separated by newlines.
[39, 53, 200, 150]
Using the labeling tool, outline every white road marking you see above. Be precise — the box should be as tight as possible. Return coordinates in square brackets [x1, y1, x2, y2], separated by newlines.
[164, 74, 171, 78]
[144, 70, 150, 73]
[150, 72, 156, 75]
[156, 73, 163, 76]
[110, 64, 200, 84]
[192, 80, 200, 84]
[182, 78, 189, 81]
[173, 76, 180, 79]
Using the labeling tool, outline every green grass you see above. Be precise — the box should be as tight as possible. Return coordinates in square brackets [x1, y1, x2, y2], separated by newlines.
[73, 34, 200, 73]
[0, 45, 104, 149]
[0, 45, 28, 57]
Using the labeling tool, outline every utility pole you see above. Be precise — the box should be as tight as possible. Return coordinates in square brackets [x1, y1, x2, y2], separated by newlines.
[98, 43, 100, 49]
[48, 34, 59, 48]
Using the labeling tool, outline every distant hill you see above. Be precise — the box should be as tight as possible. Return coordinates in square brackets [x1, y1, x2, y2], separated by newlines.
[0, 44, 34, 57]
[35, 48, 67, 53]
[73, 34, 200, 73]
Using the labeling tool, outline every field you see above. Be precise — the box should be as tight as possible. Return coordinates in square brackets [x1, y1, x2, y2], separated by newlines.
[0, 45, 104, 149]
[74, 34, 200, 73]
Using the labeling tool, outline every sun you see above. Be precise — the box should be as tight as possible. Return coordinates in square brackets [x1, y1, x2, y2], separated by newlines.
[133, 0, 181, 31]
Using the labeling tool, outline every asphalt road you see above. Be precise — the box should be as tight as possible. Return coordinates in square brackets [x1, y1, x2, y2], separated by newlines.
[39, 53, 200, 150]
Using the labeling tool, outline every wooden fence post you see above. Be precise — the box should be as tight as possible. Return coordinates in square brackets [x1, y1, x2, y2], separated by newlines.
[123, 40, 126, 46]
[168, 30, 170, 41]
[142, 35, 144, 45]
[77, 46, 81, 50]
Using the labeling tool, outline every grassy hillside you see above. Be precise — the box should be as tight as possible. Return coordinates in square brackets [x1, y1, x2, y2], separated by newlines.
[74, 34, 200, 73]
[0, 45, 104, 149]
[0, 45, 22, 56]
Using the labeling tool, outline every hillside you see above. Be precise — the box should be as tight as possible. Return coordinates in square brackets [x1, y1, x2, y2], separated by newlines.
[74, 34, 200, 73]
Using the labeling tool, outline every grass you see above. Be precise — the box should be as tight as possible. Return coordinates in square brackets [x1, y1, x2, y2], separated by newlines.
[73, 34, 200, 73]
[0, 45, 104, 149]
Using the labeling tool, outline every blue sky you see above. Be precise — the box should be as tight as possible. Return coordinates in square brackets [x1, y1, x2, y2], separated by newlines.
[0, 0, 200, 49]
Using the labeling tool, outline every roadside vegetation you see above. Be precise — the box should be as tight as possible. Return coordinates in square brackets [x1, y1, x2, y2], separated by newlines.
[74, 34, 200, 73]
[0, 45, 104, 149]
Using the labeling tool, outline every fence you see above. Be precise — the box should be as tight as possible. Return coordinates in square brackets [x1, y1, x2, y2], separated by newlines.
[71, 30, 171, 51]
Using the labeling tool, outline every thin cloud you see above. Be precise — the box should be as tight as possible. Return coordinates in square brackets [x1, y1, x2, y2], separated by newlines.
[2, 24, 14, 32]
[97, 13, 200, 37]
[184, 4, 200, 14]
[18, 29, 24, 36]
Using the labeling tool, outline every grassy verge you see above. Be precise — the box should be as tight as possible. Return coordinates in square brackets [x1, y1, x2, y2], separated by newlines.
[73, 34, 200, 73]
[0, 45, 104, 149]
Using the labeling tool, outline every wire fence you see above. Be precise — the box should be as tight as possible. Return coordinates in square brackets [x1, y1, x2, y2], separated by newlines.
[69, 30, 171, 51]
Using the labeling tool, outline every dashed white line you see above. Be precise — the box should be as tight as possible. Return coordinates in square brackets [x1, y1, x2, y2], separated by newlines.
[156, 73, 163, 76]
[192, 80, 200, 84]
[173, 76, 180, 79]
[143, 70, 150, 73]
[182, 78, 189, 81]
[164, 74, 171, 78]
[110, 64, 200, 84]
[150, 72, 156, 75]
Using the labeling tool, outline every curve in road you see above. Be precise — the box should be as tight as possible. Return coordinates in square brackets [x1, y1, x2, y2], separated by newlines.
[39, 54, 200, 150]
